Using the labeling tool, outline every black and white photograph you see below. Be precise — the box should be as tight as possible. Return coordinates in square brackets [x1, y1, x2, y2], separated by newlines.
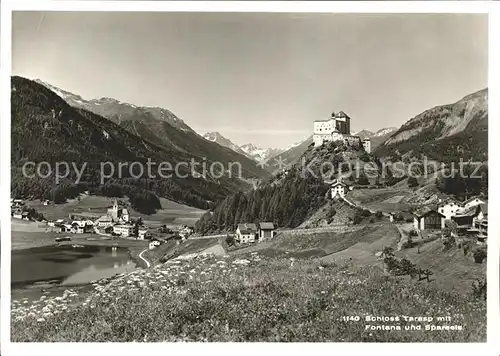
[2, 2, 494, 346]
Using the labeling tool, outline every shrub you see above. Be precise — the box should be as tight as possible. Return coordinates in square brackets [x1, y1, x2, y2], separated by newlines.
[408, 177, 419, 188]
[361, 209, 372, 217]
[473, 248, 487, 264]
[409, 229, 418, 237]
[225, 235, 235, 246]
[471, 279, 487, 301]
[401, 237, 414, 249]
[375, 211, 383, 219]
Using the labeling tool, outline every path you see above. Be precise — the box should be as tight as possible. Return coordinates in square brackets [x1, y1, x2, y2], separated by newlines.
[138, 249, 151, 268]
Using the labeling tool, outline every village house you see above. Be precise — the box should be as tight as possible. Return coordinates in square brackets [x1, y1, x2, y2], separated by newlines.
[473, 203, 488, 229]
[329, 178, 351, 199]
[413, 206, 445, 230]
[258, 222, 276, 241]
[138, 228, 151, 240]
[451, 205, 481, 230]
[463, 197, 486, 210]
[149, 240, 161, 250]
[12, 209, 23, 219]
[113, 223, 135, 238]
[437, 199, 464, 220]
[236, 223, 258, 244]
[95, 215, 113, 228]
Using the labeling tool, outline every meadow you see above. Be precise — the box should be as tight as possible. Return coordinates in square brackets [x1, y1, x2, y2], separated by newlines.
[11, 252, 485, 342]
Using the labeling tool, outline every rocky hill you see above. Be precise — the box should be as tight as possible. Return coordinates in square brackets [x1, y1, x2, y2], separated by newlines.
[11, 76, 266, 210]
[374, 89, 488, 163]
[195, 138, 381, 234]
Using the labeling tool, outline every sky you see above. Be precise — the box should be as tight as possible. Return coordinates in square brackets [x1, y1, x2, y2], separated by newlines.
[12, 12, 488, 149]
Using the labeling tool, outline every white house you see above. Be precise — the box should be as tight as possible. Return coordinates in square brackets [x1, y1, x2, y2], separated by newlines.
[437, 200, 464, 220]
[149, 240, 161, 249]
[95, 215, 113, 228]
[113, 223, 134, 238]
[138, 228, 150, 240]
[330, 179, 350, 199]
[236, 223, 258, 244]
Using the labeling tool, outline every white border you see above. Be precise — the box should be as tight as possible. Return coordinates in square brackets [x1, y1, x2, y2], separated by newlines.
[0, 1, 498, 355]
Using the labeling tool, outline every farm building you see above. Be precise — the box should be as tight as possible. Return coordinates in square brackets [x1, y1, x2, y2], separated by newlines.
[451, 205, 481, 230]
[258, 222, 276, 240]
[413, 206, 445, 230]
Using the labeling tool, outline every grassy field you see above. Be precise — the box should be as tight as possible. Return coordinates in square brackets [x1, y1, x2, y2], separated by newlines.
[348, 188, 413, 213]
[11, 253, 486, 342]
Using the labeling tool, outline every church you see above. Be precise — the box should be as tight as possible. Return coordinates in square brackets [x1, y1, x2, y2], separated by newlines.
[107, 199, 130, 222]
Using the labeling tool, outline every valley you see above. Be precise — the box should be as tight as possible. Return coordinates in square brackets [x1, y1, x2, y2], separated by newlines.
[10, 69, 488, 344]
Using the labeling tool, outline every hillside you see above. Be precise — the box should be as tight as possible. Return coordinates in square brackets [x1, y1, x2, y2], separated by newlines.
[35, 79, 269, 181]
[12, 252, 486, 342]
[195, 139, 380, 234]
[11, 76, 263, 210]
[374, 89, 488, 162]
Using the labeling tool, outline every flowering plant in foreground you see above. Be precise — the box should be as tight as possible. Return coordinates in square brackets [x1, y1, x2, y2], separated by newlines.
[12, 252, 485, 342]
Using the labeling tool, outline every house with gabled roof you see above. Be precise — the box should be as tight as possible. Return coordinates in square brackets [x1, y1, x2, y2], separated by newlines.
[413, 205, 445, 230]
[463, 196, 486, 210]
[437, 199, 464, 220]
[327, 177, 352, 199]
[258, 222, 276, 241]
[236, 223, 258, 244]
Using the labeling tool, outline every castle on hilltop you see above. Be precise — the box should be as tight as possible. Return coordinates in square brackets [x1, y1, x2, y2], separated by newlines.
[313, 111, 371, 153]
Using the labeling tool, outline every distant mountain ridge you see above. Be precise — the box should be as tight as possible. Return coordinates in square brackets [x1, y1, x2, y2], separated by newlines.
[239, 143, 284, 163]
[34, 79, 269, 183]
[374, 88, 488, 162]
[35, 79, 194, 132]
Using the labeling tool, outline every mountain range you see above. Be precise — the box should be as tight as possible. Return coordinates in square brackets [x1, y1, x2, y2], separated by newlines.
[12, 77, 270, 211]
[203, 132, 284, 163]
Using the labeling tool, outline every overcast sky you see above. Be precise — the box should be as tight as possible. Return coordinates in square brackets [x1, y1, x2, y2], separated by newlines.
[12, 12, 487, 149]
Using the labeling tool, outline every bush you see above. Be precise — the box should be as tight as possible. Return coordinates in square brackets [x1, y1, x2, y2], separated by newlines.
[473, 248, 487, 264]
[409, 229, 418, 237]
[471, 279, 487, 301]
[408, 177, 419, 188]
[401, 237, 414, 249]
[375, 211, 383, 219]
[225, 235, 235, 246]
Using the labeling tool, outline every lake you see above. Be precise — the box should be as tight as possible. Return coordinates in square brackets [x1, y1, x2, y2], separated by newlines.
[12, 244, 137, 289]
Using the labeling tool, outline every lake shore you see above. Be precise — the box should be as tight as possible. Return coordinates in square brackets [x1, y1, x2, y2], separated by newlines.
[11, 219, 151, 303]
